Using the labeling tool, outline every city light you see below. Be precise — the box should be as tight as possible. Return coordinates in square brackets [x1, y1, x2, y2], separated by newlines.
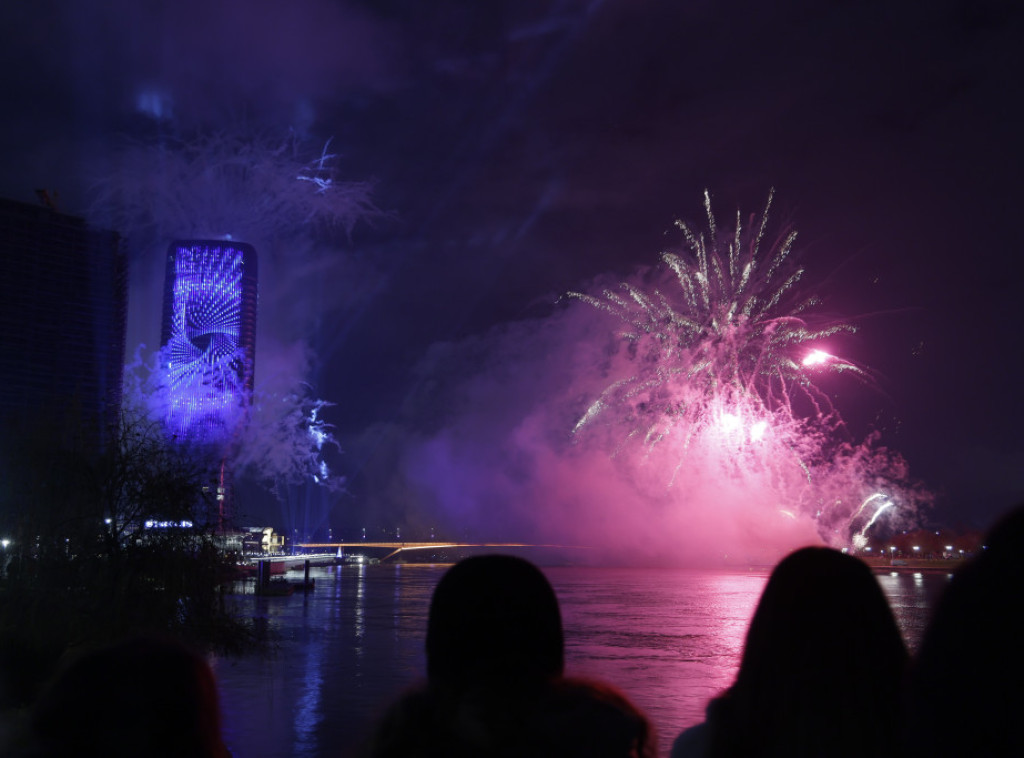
[144, 520, 195, 529]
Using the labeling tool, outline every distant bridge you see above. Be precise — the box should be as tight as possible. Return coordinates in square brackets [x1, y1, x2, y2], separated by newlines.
[296, 542, 587, 562]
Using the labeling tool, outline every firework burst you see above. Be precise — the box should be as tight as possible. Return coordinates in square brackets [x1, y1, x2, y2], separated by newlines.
[567, 190, 920, 545]
[569, 189, 862, 444]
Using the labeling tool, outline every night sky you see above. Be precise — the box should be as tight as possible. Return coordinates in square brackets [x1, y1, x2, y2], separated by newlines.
[3, 1, 1022, 547]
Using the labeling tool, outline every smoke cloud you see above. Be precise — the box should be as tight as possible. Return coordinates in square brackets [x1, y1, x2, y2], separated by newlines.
[353, 266, 928, 566]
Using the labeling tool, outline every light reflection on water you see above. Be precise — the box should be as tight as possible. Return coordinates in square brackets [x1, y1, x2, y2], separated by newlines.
[214, 564, 948, 758]
[554, 567, 769, 745]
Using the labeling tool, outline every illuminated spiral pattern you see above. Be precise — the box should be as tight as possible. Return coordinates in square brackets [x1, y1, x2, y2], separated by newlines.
[162, 242, 256, 445]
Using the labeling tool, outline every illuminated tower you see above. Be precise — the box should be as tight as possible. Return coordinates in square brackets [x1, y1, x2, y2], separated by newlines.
[160, 240, 258, 525]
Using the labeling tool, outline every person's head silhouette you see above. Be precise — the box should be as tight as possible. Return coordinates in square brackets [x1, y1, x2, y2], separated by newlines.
[694, 547, 907, 758]
[906, 504, 1024, 756]
[426, 554, 564, 694]
[371, 555, 653, 757]
[31, 635, 230, 758]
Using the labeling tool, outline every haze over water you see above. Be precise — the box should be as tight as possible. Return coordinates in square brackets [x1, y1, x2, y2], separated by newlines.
[214, 563, 947, 758]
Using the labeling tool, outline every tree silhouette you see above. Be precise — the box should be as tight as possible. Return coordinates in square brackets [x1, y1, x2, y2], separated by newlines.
[0, 402, 257, 707]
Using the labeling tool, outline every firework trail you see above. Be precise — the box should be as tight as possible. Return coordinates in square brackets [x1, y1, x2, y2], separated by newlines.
[850, 493, 893, 549]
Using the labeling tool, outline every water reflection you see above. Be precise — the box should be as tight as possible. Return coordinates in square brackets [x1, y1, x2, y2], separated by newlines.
[873, 570, 949, 653]
[392, 563, 403, 643]
[216, 565, 947, 758]
[292, 630, 324, 757]
[354, 563, 365, 659]
[553, 568, 768, 743]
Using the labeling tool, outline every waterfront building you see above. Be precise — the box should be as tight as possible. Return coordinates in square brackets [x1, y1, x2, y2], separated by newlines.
[160, 240, 258, 527]
[0, 196, 127, 439]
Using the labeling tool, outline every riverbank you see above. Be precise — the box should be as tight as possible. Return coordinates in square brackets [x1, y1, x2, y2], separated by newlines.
[862, 556, 965, 572]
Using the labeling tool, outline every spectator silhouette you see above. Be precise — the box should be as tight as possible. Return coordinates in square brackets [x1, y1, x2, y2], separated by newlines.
[672, 546, 907, 758]
[29, 635, 230, 758]
[369, 554, 653, 758]
[905, 503, 1024, 756]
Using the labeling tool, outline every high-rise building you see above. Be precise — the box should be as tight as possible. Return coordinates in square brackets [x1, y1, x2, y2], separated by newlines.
[160, 240, 258, 445]
[0, 197, 127, 436]
[160, 240, 258, 527]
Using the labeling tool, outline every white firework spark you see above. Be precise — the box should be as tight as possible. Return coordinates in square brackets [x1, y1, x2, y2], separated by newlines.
[850, 492, 894, 549]
[568, 189, 860, 448]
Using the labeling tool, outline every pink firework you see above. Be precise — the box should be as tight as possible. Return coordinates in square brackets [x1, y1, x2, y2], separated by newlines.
[567, 190, 918, 547]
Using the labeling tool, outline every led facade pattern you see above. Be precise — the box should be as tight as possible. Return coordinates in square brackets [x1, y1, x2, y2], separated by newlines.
[160, 241, 258, 446]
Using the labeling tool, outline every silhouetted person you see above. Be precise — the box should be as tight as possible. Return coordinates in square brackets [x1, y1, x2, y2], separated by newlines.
[30, 635, 231, 758]
[905, 504, 1024, 757]
[369, 554, 653, 758]
[672, 546, 907, 758]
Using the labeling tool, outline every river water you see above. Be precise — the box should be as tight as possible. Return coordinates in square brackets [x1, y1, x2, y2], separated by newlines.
[213, 563, 950, 758]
